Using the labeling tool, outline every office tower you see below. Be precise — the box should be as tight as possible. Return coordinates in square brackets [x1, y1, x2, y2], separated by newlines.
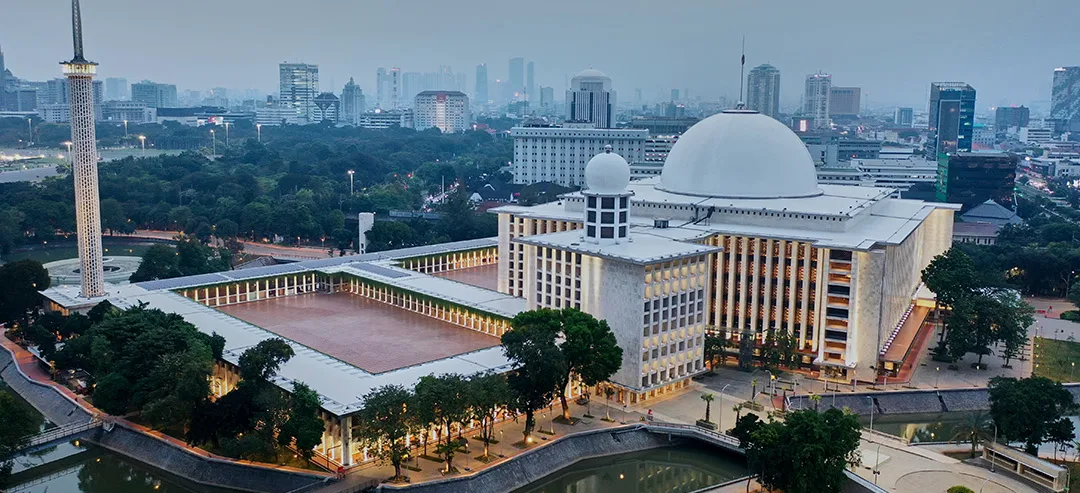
[829, 87, 861, 117]
[279, 62, 319, 121]
[526, 61, 535, 101]
[312, 92, 339, 123]
[0, 45, 6, 109]
[635, 88, 642, 105]
[475, 63, 488, 104]
[894, 107, 914, 127]
[994, 106, 1030, 133]
[746, 64, 781, 119]
[509, 57, 524, 100]
[376, 67, 401, 110]
[62, 0, 105, 298]
[671, 89, 680, 102]
[131, 80, 177, 108]
[936, 151, 1018, 211]
[539, 86, 554, 109]
[804, 73, 831, 129]
[928, 82, 976, 157]
[340, 77, 365, 125]
[414, 91, 470, 133]
[565, 69, 616, 129]
[104, 77, 127, 100]
[1052, 67, 1080, 133]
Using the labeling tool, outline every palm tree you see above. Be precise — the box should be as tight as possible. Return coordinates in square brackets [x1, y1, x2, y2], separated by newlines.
[809, 394, 822, 411]
[701, 393, 715, 423]
[950, 412, 993, 458]
[604, 386, 616, 421]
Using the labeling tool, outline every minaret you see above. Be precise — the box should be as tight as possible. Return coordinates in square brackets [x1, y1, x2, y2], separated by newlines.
[581, 145, 633, 244]
[61, 0, 105, 298]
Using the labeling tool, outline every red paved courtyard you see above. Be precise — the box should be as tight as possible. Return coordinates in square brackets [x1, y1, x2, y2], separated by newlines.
[432, 264, 499, 291]
[217, 293, 499, 373]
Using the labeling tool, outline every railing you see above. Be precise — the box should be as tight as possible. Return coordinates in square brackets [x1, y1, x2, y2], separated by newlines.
[7, 463, 83, 492]
[17, 417, 102, 451]
[644, 421, 742, 448]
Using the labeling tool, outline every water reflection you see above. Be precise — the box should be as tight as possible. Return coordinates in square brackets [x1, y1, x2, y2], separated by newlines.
[511, 443, 746, 493]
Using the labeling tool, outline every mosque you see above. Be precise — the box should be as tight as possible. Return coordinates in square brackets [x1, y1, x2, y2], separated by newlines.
[42, 107, 955, 467]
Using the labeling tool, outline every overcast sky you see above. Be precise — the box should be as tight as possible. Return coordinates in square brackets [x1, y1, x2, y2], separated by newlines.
[3, 0, 1078, 111]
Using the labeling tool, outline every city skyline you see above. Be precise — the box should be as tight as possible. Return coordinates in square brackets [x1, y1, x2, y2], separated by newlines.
[3, 0, 1078, 110]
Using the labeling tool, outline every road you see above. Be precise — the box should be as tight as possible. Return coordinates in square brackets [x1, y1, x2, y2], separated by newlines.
[125, 230, 335, 260]
[0, 166, 60, 183]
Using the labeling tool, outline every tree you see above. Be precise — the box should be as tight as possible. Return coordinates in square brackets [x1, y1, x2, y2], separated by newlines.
[729, 413, 762, 448]
[704, 333, 724, 370]
[922, 248, 978, 315]
[738, 329, 754, 370]
[129, 244, 181, 282]
[0, 391, 41, 485]
[278, 382, 325, 460]
[1069, 282, 1080, 310]
[413, 373, 470, 472]
[0, 260, 51, 326]
[468, 372, 511, 459]
[745, 408, 862, 493]
[700, 393, 715, 423]
[942, 290, 1034, 366]
[553, 308, 622, 421]
[988, 376, 1075, 454]
[239, 338, 295, 381]
[501, 310, 567, 443]
[354, 385, 413, 482]
[950, 411, 993, 458]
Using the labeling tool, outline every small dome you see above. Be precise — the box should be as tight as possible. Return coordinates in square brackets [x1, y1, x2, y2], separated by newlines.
[573, 68, 610, 79]
[584, 146, 630, 194]
[657, 110, 822, 199]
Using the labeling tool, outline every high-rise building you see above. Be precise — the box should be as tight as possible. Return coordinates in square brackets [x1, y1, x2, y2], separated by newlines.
[312, 92, 339, 124]
[565, 69, 616, 129]
[508, 57, 524, 101]
[539, 86, 554, 110]
[340, 78, 365, 125]
[829, 87, 861, 117]
[104, 77, 127, 101]
[804, 73, 831, 129]
[376, 67, 401, 110]
[400, 67, 467, 106]
[279, 62, 319, 121]
[526, 61, 535, 102]
[131, 80, 177, 108]
[475, 63, 488, 105]
[994, 106, 1029, 134]
[1051, 67, 1080, 133]
[41, 78, 103, 121]
[413, 91, 470, 133]
[0, 45, 7, 110]
[670, 89, 680, 102]
[62, 0, 105, 298]
[936, 151, 1017, 211]
[746, 64, 780, 119]
[894, 107, 914, 127]
[928, 82, 976, 157]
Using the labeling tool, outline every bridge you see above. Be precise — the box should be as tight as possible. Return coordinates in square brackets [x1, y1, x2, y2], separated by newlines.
[11, 418, 103, 455]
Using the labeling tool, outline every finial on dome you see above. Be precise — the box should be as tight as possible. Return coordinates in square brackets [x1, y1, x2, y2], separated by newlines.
[735, 101, 746, 110]
[604, 144, 612, 154]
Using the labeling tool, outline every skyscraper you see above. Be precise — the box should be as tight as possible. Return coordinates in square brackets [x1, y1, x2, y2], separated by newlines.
[539, 86, 554, 110]
[130, 80, 177, 107]
[994, 106, 1030, 133]
[279, 62, 319, 121]
[312, 92, 340, 124]
[376, 67, 400, 110]
[928, 82, 976, 157]
[526, 61, 535, 102]
[340, 78, 365, 125]
[62, 0, 105, 298]
[829, 87, 861, 117]
[746, 64, 780, 119]
[1052, 67, 1080, 133]
[508, 57, 524, 101]
[475, 63, 488, 105]
[804, 72, 831, 129]
[565, 69, 615, 129]
[104, 77, 127, 101]
[413, 91, 471, 133]
[894, 107, 914, 127]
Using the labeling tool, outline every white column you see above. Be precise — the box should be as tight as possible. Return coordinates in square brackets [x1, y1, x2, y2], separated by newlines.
[341, 415, 354, 466]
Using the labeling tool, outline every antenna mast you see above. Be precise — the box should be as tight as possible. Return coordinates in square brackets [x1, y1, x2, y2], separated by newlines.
[738, 35, 746, 105]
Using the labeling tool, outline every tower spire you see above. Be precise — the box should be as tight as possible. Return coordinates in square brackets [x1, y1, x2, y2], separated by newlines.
[738, 34, 746, 107]
[71, 0, 86, 62]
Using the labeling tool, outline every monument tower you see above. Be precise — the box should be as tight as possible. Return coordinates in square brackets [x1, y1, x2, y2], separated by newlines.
[62, 0, 105, 298]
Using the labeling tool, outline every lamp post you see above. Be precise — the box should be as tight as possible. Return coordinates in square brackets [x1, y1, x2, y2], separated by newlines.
[256, 123, 262, 143]
[1072, 362, 1076, 382]
[866, 396, 875, 443]
[990, 422, 998, 472]
[138, 135, 146, 157]
[873, 442, 882, 484]
[123, 119, 128, 137]
[347, 170, 355, 195]
[224, 122, 231, 147]
[935, 366, 940, 389]
[210, 129, 216, 156]
[719, 384, 731, 429]
[27, 118, 32, 146]
[63, 141, 72, 163]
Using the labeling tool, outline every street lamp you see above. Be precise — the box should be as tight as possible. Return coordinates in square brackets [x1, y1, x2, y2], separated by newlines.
[224, 122, 231, 147]
[27, 118, 32, 146]
[347, 170, 355, 195]
[866, 396, 875, 442]
[935, 366, 940, 389]
[256, 123, 262, 143]
[138, 135, 146, 157]
[210, 129, 216, 156]
[718, 384, 731, 429]
[63, 141, 72, 164]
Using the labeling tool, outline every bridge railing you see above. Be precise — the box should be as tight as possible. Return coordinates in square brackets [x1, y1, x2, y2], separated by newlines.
[644, 421, 742, 448]
[19, 417, 102, 450]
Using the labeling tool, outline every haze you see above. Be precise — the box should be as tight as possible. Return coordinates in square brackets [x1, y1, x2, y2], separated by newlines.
[3, 0, 1078, 110]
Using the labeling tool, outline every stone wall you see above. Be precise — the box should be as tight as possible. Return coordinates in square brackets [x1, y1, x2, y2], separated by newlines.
[787, 384, 1080, 416]
[0, 345, 92, 426]
[379, 426, 744, 493]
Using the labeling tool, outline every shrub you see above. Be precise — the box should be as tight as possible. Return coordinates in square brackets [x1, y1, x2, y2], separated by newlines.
[1061, 310, 1080, 323]
[947, 486, 975, 493]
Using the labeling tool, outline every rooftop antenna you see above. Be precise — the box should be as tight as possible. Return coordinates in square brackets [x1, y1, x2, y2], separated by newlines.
[737, 34, 746, 109]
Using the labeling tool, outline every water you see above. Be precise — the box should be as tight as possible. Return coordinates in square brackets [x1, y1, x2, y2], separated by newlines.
[0, 378, 53, 433]
[510, 443, 747, 493]
[5, 444, 240, 493]
[1, 238, 155, 264]
[863, 412, 1080, 458]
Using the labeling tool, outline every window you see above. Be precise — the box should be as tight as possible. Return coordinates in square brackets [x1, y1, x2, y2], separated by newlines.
[587, 225, 596, 236]
[601, 212, 614, 223]
[602, 197, 615, 208]
[601, 227, 614, 238]
[620, 197, 629, 207]
[587, 196, 597, 208]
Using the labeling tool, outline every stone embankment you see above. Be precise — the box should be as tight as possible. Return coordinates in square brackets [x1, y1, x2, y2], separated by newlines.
[787, 384, 1080, 416]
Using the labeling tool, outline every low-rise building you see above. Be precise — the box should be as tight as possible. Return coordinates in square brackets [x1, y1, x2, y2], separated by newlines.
[358, 109, 414, 130]
[511, 125, 647, 187]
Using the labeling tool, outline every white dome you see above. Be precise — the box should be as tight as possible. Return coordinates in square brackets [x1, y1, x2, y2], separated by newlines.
[584, 147, 630, 194]
[657, 110, 822, 199]
[573, 68, 609, 79]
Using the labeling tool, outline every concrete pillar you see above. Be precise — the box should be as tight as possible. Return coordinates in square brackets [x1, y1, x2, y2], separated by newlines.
[341, 415, 354, 466]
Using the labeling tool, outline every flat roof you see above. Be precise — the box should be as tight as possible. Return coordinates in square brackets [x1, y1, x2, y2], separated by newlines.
[217, 292, 500, 374]
[515, 229, 720, 264]
[433, 264, 499, 291]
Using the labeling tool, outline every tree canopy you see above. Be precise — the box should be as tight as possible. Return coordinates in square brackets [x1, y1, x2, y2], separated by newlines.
[0, 260, 51, 326]
[501, 310, 569, 442]
[744, 408, 862, 493]
[988, 376, 1075, 454]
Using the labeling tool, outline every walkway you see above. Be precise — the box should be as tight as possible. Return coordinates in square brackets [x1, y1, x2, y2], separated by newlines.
[123, 230, 335, 260]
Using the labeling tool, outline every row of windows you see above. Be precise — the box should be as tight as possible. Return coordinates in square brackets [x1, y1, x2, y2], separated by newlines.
[643, 337, 702, 361]
[642, 360, 702, 388]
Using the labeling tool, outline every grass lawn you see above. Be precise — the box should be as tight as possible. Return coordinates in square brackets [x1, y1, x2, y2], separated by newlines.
[1032, 336, 1080, 383]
